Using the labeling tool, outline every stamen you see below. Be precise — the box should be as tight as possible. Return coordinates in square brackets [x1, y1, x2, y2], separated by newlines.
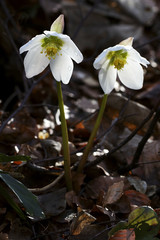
[41, 35, 64, 59]
[107, 49, 128, 70]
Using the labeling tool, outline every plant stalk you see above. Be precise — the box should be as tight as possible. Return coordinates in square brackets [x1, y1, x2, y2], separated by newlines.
[77, 94, 108, 173]
[56, 81, 72, 191]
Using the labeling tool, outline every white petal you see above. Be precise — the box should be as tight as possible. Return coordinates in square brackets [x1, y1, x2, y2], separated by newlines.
[98, 62, 117, 94]
[23, 45, 50, 78]
[118, 59, 144, 90]
[107, 45, 132, 52]
[128, 49, 150, 67]
[44, 31, 66, 39]
[50, 51, 73, 84]
[20, 34, 45, 54]
[93, 45, 132, 70]
[44, 31, 83, 63]
[93, 49, 109, 70]
[62, 37, 83, 63]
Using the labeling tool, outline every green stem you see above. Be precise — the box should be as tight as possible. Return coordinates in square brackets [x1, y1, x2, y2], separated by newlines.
[77, 94, 108, 173]
[56, 81, 72, 191]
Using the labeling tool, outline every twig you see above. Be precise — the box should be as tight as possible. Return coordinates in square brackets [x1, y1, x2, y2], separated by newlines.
[28, 171, 65, 194]
[28, 163, 78, 194]
[85, 106, 156, 169]
[119, 107, 160, 174]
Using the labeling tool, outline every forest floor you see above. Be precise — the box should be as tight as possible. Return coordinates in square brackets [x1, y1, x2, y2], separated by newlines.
[0, 0, 160, 239]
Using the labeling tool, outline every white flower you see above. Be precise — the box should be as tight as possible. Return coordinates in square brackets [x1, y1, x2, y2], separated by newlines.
[20, 15, 83, 84]
[93, 37, 150, 94]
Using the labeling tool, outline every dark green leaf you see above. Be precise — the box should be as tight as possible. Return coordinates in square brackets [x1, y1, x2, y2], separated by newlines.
[0, 185, 26, 220]
[128, 206, 160, 240]
[0, 153, 31, 162]
[0, 172, 45, 220]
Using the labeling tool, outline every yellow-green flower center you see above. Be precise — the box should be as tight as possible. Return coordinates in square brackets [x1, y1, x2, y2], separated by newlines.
[107, 49, 128, 70]
[41, 35, 64, 59]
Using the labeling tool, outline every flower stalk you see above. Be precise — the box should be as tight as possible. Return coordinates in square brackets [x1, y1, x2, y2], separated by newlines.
[77, 94, 108, 173]
[56, 81, 72, 191]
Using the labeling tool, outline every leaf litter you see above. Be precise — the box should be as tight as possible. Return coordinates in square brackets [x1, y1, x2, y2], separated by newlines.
[0, 0, 160, 239]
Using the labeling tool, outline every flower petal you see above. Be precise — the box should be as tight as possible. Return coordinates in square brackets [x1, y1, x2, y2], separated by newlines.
[98, 61, 117, 94]
[93, 49, 109, 70]
[118, 59, 144, 90]
[23, 45, 50, 78]
[62, 37, 83, 63]
[44, 31, 83, 63]
[20, 34, 44, 54]
[128, 49, 150, 67]
[50, 51, 73, 84]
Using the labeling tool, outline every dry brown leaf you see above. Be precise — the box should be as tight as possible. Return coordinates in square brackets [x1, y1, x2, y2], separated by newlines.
[38, 188, 66, 216]
[124, 190, 151, 207]
[0, 110, 38, 144]
[91, 205, 116, 222]
[70, 207, 96, 235]
[84, 176, 125, 200]
[107, 93, 155, 134]
[103, 181, 124, 206]
[138, 140, 160, 184]
[109, 228, 135, 240]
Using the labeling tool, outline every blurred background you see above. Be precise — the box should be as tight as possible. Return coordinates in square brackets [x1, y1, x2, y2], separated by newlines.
[0, 0, 160, 111]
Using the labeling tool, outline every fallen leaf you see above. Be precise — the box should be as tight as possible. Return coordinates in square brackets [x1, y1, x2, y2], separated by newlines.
[38, 188, 66, 216]
[124, 190, 151, 207]
[127, 176, 147, 194]
[109, 228, 135, 240]
[103, 181, 124, 205]
[70, 207, 96, 235]
[138, 140, 160, 184]
[84, 176, 125, 200]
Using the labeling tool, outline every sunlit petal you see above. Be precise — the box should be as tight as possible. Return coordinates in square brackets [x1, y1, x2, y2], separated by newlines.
[93, 37, 150, 93]
[99, 62, 117, 94]
[129, 49, 150, 67]
[93, 49, 109, 69]
[50, 51, 73, 84]
[20, 34, 44, 54]
[24, 45, 50, 78]
[118, 59, 144, 89]
[62, 37, 83, 63]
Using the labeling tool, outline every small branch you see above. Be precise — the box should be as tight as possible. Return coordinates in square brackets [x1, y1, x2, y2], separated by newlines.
[119, 107, 160, 174]
[28, 171, 65, 194]
[85, 106, 156, 169]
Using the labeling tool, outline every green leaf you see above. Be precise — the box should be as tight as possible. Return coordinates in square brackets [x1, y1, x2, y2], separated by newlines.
[0, 153, 31, 162]
[108, 221, 128, 238]
[128, 206, 160, 240]
[0, 185, 26, 220]
[0, 172, 45, 220]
